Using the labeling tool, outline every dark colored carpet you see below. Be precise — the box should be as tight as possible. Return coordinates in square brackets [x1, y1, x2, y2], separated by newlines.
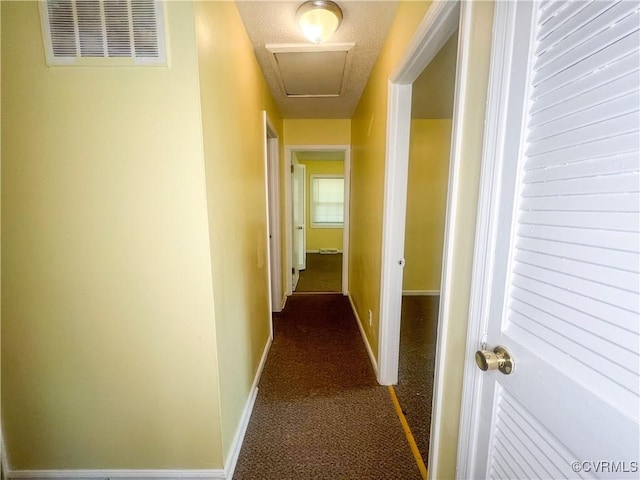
[395, 295, 439, 466]
[296, 253, 342, 292]
[233, 294, 421, 479]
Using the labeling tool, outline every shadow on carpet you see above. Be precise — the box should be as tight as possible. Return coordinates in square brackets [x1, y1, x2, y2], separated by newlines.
[233, 294, 421, 479]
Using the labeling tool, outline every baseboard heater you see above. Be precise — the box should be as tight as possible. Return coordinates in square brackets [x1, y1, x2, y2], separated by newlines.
[319, 248, 339, 254]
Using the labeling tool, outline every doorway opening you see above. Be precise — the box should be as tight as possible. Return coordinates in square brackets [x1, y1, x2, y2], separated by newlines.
[378, 0, 477, 476]
[395, 29, 458, 464]
[284, 145, 351, 296]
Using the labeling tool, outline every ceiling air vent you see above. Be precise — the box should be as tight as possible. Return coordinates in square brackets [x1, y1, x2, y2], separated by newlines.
[39, 0, 166, 65]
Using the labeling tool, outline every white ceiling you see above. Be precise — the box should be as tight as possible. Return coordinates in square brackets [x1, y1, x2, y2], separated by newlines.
[236, 1, 399, 118]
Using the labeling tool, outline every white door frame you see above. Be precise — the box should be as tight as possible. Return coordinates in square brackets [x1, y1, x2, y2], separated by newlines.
[263, 111, 283, 313]
[284, 145, 351, 296]
[378, 0, 470, 476]
[456, 2, 514, 472]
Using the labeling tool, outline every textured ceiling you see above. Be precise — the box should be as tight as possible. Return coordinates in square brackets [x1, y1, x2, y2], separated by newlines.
[236, 1, 399, 119]
[411, 31, 458, 119]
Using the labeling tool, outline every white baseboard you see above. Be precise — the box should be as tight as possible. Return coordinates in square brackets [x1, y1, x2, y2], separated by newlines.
[347, 294, 379, 376]
[223, 334, 272, 480]
[6, 337, 273, 480]
[402, 290, 440, 296]
[6, 470, 225, 479]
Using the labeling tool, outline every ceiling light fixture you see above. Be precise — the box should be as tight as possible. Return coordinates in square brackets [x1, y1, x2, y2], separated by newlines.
[296, 0, 343, 44]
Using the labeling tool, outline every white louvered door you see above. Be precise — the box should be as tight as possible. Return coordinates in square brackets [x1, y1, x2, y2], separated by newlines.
[460, 1, 640, 479]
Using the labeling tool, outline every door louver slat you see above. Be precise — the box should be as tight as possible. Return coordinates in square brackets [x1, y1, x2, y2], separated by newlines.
[491, 391, 575, 480]
[536, 1, 617, 56]
[537, 2, 637, 68]
[523, 153, 639, 183]
[41, 0, 165, 65]
[531, 50, 639, 114]
[538, 1, 587, 38]
[533, 30, 640, 97]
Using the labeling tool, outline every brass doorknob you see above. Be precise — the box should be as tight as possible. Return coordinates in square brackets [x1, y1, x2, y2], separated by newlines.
[475, 346, 514, 375]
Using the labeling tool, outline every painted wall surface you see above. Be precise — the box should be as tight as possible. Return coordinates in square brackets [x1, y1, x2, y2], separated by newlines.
[350, 1, 431, 355]
[297, 159, 344, 252]
[2, 1, 222, 469]
[430, 3, 495, 479]
[403, 120, 451, 292]
[284, 119, 351, 146]
[194, 1, 283, 463]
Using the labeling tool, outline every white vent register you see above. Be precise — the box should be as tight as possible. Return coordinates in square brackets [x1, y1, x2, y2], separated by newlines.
[39, 0, 166, 65]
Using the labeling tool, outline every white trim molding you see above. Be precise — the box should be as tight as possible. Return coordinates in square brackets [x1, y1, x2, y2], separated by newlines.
[6, 471, 225, 479]
[348, 294, 379, 376]
[456, 1, 518, 476]
[378, 81, 412, 387]
[224, 334, 272, 479]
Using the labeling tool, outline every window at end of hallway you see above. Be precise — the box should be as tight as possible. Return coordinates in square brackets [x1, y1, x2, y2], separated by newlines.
[311, 175, 344, 228]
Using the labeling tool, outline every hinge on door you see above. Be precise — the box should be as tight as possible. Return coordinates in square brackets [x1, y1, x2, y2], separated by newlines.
[292, 267, 295, 274]
[291, 163, 294, 174]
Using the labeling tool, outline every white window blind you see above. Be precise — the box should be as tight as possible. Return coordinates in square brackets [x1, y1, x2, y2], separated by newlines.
[311, 176, 344, 227]
[40, 0, 166, 65]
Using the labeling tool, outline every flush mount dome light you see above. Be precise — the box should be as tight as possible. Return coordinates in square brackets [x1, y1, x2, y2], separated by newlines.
[296, 0, 343, 44]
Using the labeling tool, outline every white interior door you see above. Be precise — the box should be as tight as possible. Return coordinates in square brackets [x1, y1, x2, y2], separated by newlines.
[460, 2, 640, 479]
[292, 161, 306, 290]
[264, 113, 281, 313]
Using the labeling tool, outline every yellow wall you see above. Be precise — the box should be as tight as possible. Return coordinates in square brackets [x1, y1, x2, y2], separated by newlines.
[2, 1, 222, 469]
[0, 3, 3, 470]
[350, 1, 431, 355]
[194, 1, 283, 463]
[284, 119, 351, 146]
[403, 120, 451, 292]
[297, 159, 344, 252]
[431, 3, 495, 478]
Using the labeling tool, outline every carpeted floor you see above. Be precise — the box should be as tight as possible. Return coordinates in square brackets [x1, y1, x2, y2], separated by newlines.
[233, 294, 422, 479]
[296, 253, 342, 292]
[395, 295, 439, 466]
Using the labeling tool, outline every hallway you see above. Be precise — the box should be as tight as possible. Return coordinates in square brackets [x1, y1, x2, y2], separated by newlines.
[233, 295, 421, 479]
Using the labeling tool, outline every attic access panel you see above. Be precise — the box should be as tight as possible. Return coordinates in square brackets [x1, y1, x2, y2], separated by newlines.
[267, 44, 354, 97]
